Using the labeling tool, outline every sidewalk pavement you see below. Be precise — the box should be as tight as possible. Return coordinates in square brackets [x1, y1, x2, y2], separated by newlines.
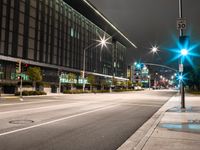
[0, 93, 65, 102]
[118, 93, 200, 150]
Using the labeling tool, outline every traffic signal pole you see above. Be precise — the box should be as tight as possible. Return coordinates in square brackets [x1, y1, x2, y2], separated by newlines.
[178, 0, 185, 109]
[17, 60, 23, 101]
[20, 75, 23, 101]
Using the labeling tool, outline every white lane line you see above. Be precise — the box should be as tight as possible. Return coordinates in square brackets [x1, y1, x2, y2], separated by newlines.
[0, 101, 90, 115]
[0, 104, 118, 137]
[0, 100, 62, 107]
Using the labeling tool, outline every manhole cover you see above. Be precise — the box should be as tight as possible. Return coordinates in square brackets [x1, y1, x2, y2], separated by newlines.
[9, 120, 34, 124]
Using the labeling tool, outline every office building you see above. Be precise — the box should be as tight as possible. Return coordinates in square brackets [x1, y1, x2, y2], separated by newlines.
[0, 0, 135, 93]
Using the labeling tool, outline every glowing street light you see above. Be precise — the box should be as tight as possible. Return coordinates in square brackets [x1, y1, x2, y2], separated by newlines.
[134, 62, 137, 66]
[178, 75, 183, 81]
[150, 46, 159, 54]
[136, 63, 141, 69]
[181, 48, 188, 56]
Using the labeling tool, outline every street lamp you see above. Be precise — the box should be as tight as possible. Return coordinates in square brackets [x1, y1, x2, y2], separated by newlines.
[178, 74, 183, 81]
[136, 63, 141, 69]
[82, 36, 109, 92]
[150, 46, 159, 54]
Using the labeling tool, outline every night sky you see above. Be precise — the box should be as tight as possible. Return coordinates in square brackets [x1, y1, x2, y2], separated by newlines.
[88, 0, 200, 68]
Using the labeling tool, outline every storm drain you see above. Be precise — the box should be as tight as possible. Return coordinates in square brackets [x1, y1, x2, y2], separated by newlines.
[9, 120, 34, 124]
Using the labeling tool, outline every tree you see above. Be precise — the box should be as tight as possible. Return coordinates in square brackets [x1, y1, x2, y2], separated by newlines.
[127, 80, 132, 88]
[100, 78, 109, 90]
[120, 81, 127, 87]
[112, 77, 118, 87]
[87, 74, 96, 91]
[136, 82, 143, 87]
[27, 67, 42, 90]
[67, 73, 76, 90]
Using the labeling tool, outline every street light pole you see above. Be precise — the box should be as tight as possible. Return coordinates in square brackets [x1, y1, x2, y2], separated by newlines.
[178, 0, 185, 109]
[82, 46, 87, 92]
[82, 36, 108, 92]
[82, 43, 98, 92]
[148, 75, 151, 90]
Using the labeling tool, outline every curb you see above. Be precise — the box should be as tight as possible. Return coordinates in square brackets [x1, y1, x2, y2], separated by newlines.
[117, 94, 179, 150]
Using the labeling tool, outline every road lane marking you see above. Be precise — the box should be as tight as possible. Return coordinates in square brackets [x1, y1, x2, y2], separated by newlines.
[0, 104, 119, 137]
[0, 102, 161, 115]
[0, 100, 62, 107]
[0, 101, 95, 115]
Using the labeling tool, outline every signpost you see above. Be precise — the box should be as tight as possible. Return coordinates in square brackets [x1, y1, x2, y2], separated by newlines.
[178, 0, 186, 109]
[179, 64, 183, 73]
[177, 18, 186, 30]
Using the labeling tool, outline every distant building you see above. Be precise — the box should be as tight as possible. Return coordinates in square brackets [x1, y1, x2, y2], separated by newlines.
[128, 62, 150, 87]
[0, 0, 135, 93]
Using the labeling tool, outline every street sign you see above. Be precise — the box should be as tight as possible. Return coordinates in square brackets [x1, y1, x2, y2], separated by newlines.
[177, 18, 186, 30]
[179, 64, 183, 72]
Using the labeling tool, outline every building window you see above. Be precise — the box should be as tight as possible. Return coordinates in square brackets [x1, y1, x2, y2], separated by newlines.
[17, 46, 23, 57]
[70, 27, 74, 37]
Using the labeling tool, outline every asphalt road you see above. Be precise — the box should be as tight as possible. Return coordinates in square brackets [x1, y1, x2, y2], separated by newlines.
[0, 90, 176, 150]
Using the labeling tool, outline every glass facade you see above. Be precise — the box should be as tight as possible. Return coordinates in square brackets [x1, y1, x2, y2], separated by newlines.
[0, 0, 127, 83]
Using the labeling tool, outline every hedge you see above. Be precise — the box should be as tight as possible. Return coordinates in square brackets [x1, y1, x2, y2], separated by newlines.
[15, 90, 47, 96]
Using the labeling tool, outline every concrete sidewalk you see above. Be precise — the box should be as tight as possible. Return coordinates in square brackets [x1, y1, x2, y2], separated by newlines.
[0, 93, 65, 102]
[118, 93, 200, 150]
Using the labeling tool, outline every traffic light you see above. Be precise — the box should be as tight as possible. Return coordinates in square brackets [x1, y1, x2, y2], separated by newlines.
[22, 63, 29, 72]
[16, 60, 21, 74]
[80, 71, 84, 77]
[179, 36, 189, 50]
[17, 76, 21, 80]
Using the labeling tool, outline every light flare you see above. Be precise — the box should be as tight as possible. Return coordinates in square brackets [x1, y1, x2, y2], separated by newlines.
[150, 45, 159, 54]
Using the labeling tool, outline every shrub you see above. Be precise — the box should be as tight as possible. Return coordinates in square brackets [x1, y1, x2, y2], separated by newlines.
[29, 91, 35, 95]
[189, 91, 200, 95]
[15, 90, 47, 96]
[40, 91, 47, 95]
[91, 90, 109, 93]
[63, 90, 91, 94]
[22, 91, 29, 96]
[15, 92, 20, 96]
